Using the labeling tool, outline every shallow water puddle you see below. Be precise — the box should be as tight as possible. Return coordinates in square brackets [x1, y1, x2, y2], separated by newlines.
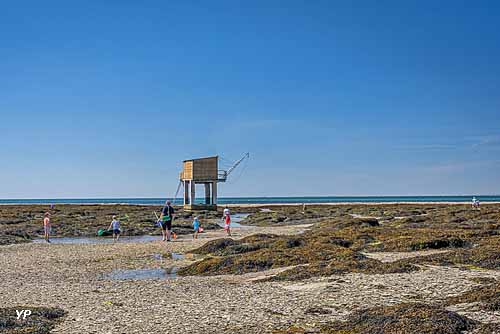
[349, 213, 382, 220]
[104, 267, 179, 280]
[152, 253, 163, 261]
[171, 252, 185, 260]
[165, 266, 179, 278]
[217, 213, 253, 228]
[33, 235, 162, 244]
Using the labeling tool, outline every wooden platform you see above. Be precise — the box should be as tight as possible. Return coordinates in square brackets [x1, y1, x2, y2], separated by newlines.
[180, 156, 219, 211]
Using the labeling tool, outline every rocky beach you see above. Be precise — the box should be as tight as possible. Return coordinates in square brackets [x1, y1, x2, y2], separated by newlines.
[1, 203, 499, 333]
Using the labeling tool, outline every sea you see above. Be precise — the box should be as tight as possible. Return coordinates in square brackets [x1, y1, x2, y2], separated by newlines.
[0, 196, 499, 205]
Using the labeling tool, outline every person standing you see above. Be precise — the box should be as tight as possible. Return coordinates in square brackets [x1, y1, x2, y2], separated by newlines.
[108, 215, 121, 241]
[224, 213, 231, 237]
[43, 212, 51, 243]
[472, 197, 480, 210]
[160, 200, 175, 241]
[192, 216, 200, 240]
[223, 206, 230, 221]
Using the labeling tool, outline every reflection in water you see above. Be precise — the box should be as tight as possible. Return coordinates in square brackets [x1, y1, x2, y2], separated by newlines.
[34, 213, 254, 244]
[104, 267, 178, 280]
[152, 253, 163, 261]
[217, 213, 252, 228]
[33, 235, 162, 244]
[171, 253, 185, 260]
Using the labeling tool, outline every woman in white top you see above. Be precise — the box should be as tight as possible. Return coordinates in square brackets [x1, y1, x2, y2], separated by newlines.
[472, 197, 478, 209]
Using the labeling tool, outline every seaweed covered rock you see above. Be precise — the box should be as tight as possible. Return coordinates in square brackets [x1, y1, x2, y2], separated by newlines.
[446, 279, 500, 311]
[270, 256, 417, 281]
[178, 236, 361, 276]
[190, 238, 239, 255]
[178, 232, 418, 278]
[0, 230, 31, 245]
[353, 217, 380, 227]
[319, 303, 476, 334]
[189, 234, 280, 257]
[0, 306, 66, 334]
[240, 233, 280, 243]
[475, 323, 500, 334]
[458, 237, 500, 269]
[178, 204, 500, 279]
[243, 205, 340, 226]
[178, 249, 280, 275]
[413, 236, 500, 270]
[410, 237, 467, 250]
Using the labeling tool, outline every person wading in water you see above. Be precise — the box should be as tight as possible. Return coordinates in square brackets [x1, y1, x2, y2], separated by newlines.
[160, 200, 175, 241]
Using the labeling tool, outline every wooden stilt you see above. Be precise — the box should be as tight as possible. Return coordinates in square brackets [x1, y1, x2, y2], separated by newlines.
[205, 183, 211, 204]
[184, 180, 190, 205]
[212, 182, 217, 205]
[190, 181, 196, 205]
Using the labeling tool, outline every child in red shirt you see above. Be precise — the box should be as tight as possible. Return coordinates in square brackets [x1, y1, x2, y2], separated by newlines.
[224, 214, 231, 237]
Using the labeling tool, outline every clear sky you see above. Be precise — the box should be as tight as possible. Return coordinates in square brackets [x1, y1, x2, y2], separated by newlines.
[1, 1, 499, 198]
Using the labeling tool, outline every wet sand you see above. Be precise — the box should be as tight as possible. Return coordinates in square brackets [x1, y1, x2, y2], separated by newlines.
[1, 224, 315, 333]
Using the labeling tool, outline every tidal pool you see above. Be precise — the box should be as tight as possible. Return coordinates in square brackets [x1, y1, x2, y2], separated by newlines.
[33, 235, 162, 244]
[104, 267, 179, 280]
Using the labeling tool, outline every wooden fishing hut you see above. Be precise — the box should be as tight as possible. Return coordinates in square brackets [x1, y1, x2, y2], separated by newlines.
[179, 156, 220, 211]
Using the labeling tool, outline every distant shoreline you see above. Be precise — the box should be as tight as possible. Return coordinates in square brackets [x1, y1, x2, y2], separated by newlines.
[228, 201, 500, 207]
[1, 195, 500, 206]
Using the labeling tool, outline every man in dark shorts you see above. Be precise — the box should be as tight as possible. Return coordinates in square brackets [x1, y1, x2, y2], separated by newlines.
[160, 200, 175, 241]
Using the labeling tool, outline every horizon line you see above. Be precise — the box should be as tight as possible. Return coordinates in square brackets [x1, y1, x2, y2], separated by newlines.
[1, 194, 499, 201]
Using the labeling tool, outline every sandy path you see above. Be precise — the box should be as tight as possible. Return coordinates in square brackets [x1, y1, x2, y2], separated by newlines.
[1, 224, 499, 333]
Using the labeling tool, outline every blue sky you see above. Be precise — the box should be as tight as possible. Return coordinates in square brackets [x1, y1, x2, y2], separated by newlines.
[1, 1, 499, 198]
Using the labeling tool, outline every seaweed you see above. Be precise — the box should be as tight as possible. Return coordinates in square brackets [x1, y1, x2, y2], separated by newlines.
[446, 279, 500, 311]
[179, 204, 500, 279]
[276, 304, 477, 334]
[178, 233, 418, 278]
[0, 306, 66, 334]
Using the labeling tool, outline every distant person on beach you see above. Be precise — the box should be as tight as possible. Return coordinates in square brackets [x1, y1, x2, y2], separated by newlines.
[43, 212, 51, 243]
[108, 215, 121, 241]
[472, 197, 480, 210]
[192, 216, 200, 240]
[160, 200, 175, 241]
[224, 213, 231, 237]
